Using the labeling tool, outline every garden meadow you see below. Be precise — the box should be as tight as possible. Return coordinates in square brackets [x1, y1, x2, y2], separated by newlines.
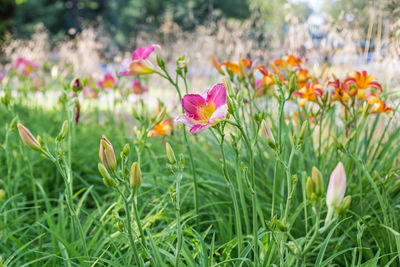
[1, 4, 400, 266]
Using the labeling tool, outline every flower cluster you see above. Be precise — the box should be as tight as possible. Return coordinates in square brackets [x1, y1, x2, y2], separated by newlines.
[14, 57, 39, 77]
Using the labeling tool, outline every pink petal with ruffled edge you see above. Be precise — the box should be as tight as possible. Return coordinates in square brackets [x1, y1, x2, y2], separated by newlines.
[205, 83, 227, 108]
[175, 114, 197, 127]
[181, 94, 206, 119]
[190, 124, 210, 134]
[132, 44, 160, 60]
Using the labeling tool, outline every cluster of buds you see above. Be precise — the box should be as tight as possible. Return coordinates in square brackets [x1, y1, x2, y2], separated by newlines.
[98, 136, 143, 195]
[165, 142, 184, 173]
[306, 167, 324, 207]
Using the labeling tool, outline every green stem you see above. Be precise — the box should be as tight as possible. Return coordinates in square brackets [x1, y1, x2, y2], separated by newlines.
[133, 195, 148, 248]
[116, 187, 142, 266]
[156, 69, 199, 230]
[175, 173, 183, 266]
[217, 128, 243, 256]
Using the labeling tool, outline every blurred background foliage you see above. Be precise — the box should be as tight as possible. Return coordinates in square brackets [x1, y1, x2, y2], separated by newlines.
[0, 0, 313, 45]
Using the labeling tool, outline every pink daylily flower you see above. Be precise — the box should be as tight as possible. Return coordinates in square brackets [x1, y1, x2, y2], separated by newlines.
[98, 73, 117, 89]
[118, 44, 160, 76]
[132, 79, 148, 95]
[14, 57, 39, 77]
[176, 83, 227, 134]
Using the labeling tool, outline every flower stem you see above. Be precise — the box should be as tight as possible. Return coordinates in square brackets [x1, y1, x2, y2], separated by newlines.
[216, 127, 243, 256]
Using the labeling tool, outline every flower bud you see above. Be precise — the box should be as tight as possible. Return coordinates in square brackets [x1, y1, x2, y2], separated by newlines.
[306, 177, 314, 200]
[165, 142, 176, 164]
[10, 117, 18, 131]
[326, 162, 346, 208]
[336, 195, 351, 216]
[98, 163, 115, 187]
[154, 106, 166, 123]
[223, 77, 234, 97]
[130, 162, 142, 192]
[17, 123, 41, 151]
[71, 77, 83, 92]
[288, 73, 297, 94]
[260, 120, 273, 140]
[57, 120, 68, 141]
[299, 120, 308, 140]
[156, 55, 165, 68]
[122, 144, 130, 156]
[311, 167, 323, 196]
[99, 136, 117, 171]
[0, 189, 5, 201]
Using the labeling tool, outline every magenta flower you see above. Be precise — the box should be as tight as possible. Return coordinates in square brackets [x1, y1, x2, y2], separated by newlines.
[98, 73, 117, 89]
[118, 44, 160, 76]
[0, 72, 3, 83]
[176, 83, 227, 134]
[132, 79, 148, 95]
[14, 57, 39, 77]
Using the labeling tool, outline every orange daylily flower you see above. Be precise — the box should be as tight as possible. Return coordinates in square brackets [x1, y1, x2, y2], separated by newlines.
[211, 55, 252, 78]
[148, 119, 174, 137]
[287, 54, 303, 67]
[292, 82, 323, 106]
[365, 93, 393, 114]
[327, 78, 353, 102]
[296, 68, 311, 89]
[346, 71, 382, 99]
[270, 54, 303, 73]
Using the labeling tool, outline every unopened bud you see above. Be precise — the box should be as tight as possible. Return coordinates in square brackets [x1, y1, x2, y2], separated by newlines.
[223, 77, 234, 97]
[288, 73, 297, 94]
[306, 177, 314, 200]
[70, 77, 83, 92]
[165, 142, 176, 164]
[326, 162, 346, 208]
[0, 189, 5, 200]
[337, 195, 351, 215]
[122, 144, 130, 156]
[276, 220, 288, 232]
[130, 162, 142, 192]
[98, 163, 114, 187]
[311, 167, 323, 196]
[156, 55, 165, 68]
[17, 123, 41, 151]
[10, 117, 18, 131]
[99, 136, 117, 171]
[57, 120, 68, 141]
[299, 120, 308, 140]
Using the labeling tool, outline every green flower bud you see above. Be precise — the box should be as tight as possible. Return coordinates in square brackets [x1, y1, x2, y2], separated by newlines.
[306, 177, 314, 200]
[99, 136, 117, 171]
[122, 144, 130, 156]
[156, 55, 165, 68]
[17, 123, 41, 151]
[130, 162, 142, 192]
[165, 142, 176, 164]
[311, 167, 324, 196]
[299, 120, 308, 140]
[0, 189, 5, 200]
[337, 195, 351, 215]
[98, 163, 114, 187]
[57, 120, 68, 142]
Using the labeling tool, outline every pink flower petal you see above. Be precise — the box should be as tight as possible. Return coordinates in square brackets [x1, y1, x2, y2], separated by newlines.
[190, 124, 210, 134]
[132, 44, 160, 60]
[175, 114, 197, 127]
[209, 105, 227, 122]
[205, 83, 227, 108]
[181, 94, 206, 119]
